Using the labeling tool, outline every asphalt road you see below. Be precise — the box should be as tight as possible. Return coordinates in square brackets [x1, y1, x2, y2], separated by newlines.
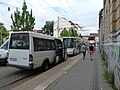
[0, 55, 76, 90]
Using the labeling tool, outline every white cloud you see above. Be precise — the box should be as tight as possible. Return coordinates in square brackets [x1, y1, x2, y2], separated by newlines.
[0, 15, 4, 22]
[0, 0, 103, 35]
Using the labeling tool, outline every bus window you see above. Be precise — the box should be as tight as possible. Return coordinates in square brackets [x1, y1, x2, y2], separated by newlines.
[64, 38, 74, 48]
[33, 37, 43, 51]
[9, 33, 29, 49]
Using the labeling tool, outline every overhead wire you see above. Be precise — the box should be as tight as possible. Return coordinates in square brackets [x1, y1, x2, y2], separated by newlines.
[42, 0, 65, 17]
[65, 0, 79, 23]
[0, 0, 20, 9]
[57, 0, 70, 20]
[0, 0, 69, 21]
[0, 1, 46, 27]
[0, 1, 12, 29]
[21, 1, 48, 29]
[0, 0, 80, 30]
[26, 1, 48, 19]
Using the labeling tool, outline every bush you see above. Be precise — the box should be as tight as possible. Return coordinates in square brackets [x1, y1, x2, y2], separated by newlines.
[100, 50, 117, 90]
[101, 53, 108, 67]
[103, 68, 118, 90]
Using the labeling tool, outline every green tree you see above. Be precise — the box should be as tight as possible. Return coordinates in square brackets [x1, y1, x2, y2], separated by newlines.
[1, 26, 9, 39]
[60, 28, 70, 36]
[79, 33, 82, 38]
[11, 0, 35, 31]
[0, 26, 9, 45]
[42, 21, 54, 36]
[60, 28, 78, 37]
[73, 29, 78, 36]
[69, 28, 78, 36]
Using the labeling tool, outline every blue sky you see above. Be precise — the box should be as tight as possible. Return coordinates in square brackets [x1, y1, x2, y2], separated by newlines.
[0, 0, 103, 35]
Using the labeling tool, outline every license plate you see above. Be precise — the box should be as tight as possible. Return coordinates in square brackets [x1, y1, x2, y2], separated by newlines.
[10, 58, 17, 61]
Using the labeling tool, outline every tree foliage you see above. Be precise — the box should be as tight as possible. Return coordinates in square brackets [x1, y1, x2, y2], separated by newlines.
[69, 28, 78, 36]
[79, 33, 82, 38]
[60, 28, 78, 37]
[1, 26, 9, 38]
[0, 26, 9, 44]
[11, 0, 35, 31]
[60, 28, 69, 36]
[42, 21, 54, 36]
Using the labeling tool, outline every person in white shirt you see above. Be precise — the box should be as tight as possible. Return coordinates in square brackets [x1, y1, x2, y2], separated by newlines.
[81, 43, 87, 60]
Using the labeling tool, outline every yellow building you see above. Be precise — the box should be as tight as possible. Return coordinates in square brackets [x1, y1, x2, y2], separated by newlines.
[99, 0, 120, 89]
[103, 0, 110, 41]
[102, 0, 120, 42]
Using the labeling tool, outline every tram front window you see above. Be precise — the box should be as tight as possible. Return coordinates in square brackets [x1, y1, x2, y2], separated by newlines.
[64, 38, 75, 48]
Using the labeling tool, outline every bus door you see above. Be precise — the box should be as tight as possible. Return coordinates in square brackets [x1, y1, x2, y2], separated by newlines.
[55, 39, 63, 62]
[8, 33, 30, 66]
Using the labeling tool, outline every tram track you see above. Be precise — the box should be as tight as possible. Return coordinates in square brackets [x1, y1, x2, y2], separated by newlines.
[0, 62, 64, 89]
[0, 68, 21, 80]
[0, 67, 43, 89]
[0, 57, 70, 90]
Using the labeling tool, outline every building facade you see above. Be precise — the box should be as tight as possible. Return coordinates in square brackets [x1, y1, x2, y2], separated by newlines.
[99, 9, 104, 50]
[53, 17, 80, 37]
[99, 0, 120, 89]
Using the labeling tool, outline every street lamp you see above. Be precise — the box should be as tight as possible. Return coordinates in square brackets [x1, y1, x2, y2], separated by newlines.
[0, 22, 4, 46]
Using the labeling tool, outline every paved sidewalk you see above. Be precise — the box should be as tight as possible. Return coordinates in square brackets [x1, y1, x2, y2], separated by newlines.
[46, 49, 112, 90]
[13, 49, 112, 90]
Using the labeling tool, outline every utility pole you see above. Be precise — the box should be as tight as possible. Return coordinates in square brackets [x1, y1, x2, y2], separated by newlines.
[57, 16, 59, 37]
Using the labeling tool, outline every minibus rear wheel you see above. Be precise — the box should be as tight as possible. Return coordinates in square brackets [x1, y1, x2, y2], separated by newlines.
[41, 60, 49, 71]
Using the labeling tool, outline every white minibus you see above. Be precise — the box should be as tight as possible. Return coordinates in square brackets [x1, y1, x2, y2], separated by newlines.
[8, 32, 60, 70]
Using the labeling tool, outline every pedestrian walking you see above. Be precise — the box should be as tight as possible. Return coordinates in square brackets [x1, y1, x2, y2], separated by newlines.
[89, 44, 95, 60]
[81, 43, 87, 60]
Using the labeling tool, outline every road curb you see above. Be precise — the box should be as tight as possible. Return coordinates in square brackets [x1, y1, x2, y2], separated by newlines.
[34, 60, 79, 90]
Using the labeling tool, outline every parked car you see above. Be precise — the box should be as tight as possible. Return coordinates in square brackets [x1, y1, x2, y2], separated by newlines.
[0, 39, 9, 65]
